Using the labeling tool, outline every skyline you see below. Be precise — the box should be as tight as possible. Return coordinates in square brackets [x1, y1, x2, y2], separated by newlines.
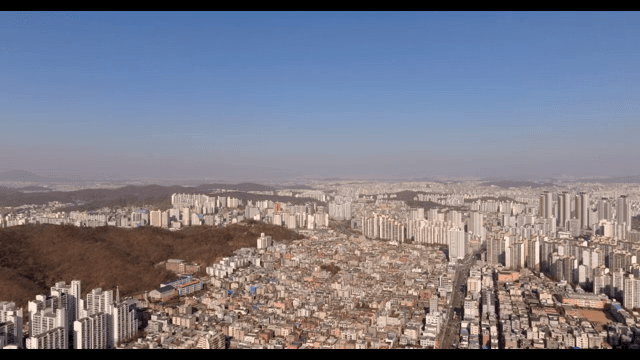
[2, 11, 640, 180]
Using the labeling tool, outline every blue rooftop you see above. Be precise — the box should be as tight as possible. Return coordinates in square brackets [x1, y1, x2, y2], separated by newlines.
[157, 285, 175, 293]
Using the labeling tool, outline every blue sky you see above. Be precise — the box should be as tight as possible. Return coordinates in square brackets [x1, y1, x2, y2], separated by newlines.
[1, 12, 639, 180]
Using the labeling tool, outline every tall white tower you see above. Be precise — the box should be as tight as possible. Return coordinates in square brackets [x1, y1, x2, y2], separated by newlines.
[580, 192, 589, 230]
[545, 191, 553, 219]
[618, 195, 631, 231]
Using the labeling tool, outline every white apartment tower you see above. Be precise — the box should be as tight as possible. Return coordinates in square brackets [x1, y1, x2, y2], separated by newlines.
[83, 287, 113, 319]
[468, 212, 484, 241]
[562, 191, 570, 227]
[112, 300, 138, 346]
[257, 233, 272, 250]
[598, 198, 613, 222]
[50, 280, 81, 323]
[181, 207, 190, 227]
[328, 200, 352, 220]
[150, 210, 162, 227]
[191, 212, 201, 226]
[0, 302, 23, 348]
[82, 288, 114, 347]
[527, 237, 541, 272]
[540, 191, 553, 219]
[27, 308, 67, 349]
[580, 192, 590, 230]
[25, 326, 67, 349]
[161, 210, 170, 228]
[447, 210, 462, 228]
[28, 293, 67, 338]
[559, 191, 571, 229]
[624, 274, 640, 311]
[618, 195, 632, 231]
[77, 287, 137, 348]
[74, 312, 107, 349]
[50, 280, 81, 348]
[448, 229, 467, 260]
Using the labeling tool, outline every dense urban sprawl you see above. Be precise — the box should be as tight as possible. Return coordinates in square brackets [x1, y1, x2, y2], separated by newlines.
[1, 180, 640, 348]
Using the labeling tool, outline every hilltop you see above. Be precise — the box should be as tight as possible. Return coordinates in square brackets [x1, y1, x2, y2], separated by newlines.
[276, 184, 315, 190]
[0, 221, 304, 308]
[464, 196, 524, 204]
[578, 175, 640, 184]
[384, 191, 466, 211]
[481, 180, 557, 189]
[193, 182, 274, 192]
[0, 183, 275, 209]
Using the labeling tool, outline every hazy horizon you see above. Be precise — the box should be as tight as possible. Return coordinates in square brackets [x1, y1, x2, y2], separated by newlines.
[2, 12, 639, 181]
[0, 168, 638, 185]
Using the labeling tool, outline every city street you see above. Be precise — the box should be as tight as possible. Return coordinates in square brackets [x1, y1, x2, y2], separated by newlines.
[440, 249, 482, 349]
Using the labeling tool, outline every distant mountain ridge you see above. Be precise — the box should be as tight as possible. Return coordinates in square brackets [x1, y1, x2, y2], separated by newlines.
[277, 184, 314, 190]
[0, 170, 72, 183]
[0, 183, 279, 208]
[578, 175, 640, 184]
[0, 170, 129, 183]
[0, 171, 279, 188]
[194, 182, 274, 192]
[482, 180, 557, 189]
[17, 186, 52, 191]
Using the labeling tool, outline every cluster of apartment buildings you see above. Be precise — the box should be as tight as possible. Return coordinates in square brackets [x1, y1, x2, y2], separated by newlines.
[2, 180, 640, 349]
[328, 197, 352, 221]
[0, 281, 138, 349]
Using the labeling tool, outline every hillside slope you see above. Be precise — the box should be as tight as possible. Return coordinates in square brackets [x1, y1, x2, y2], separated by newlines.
[0, 221, 303, 308]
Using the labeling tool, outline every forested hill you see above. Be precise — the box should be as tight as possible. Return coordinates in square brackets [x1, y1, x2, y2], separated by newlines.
[0, 221, 303, 308]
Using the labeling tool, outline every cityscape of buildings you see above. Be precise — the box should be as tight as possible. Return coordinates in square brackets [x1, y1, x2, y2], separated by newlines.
[2, 10, 640, 351]
[1, 179, 640, 349]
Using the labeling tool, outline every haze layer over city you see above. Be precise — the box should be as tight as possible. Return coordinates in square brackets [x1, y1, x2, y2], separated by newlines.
[1, 11, 640, 350]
